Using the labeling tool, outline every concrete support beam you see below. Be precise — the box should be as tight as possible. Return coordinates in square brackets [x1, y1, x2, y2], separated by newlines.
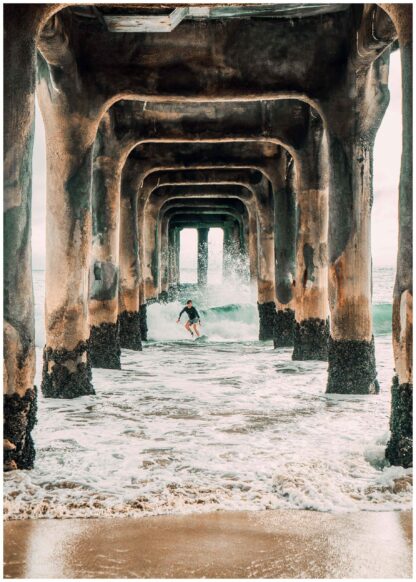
[256, 177, 276, 341]
[118, 163, 142, 351]
[89, 113, 121, 369]
[292, 114, 329, 361]
[273, 152, 297, 348]
[37, 46, 96, 399]
[324, 51, 391, 394]
[4, 7, 41, 470]
[222, 219, 247, 283]
[197, 228, 209, 287]
[382, 4, 413, 468]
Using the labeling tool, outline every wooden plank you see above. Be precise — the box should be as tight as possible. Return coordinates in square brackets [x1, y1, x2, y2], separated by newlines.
[104, 7, 188, 33]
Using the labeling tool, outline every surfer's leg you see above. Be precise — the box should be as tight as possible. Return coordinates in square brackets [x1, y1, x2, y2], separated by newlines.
[185, 320, 193, 336]
[193, 324, 200, 337]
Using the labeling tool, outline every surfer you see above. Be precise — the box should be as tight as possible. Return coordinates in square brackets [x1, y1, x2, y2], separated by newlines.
[177, 300, 201, 338]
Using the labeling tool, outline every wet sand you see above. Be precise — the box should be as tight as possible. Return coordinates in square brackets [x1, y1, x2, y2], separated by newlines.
[4, 509, 412, 578]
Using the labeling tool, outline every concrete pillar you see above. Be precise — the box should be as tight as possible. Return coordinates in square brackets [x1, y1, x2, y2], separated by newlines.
[139, 304, 148, 342]
[383, 5, 413, 468]
[89, 114, 122, 369]
[273, 153, 297, 347]
[197, 227, 209, 287]
[222, 222, 234, 281]
[257, 196, 277, 341]
[165, 225, 180, 298]
[158, 215, 170, 302]
[223, 219, 245, 283]
[324, 52, 390, 394]
[3, 7, 41, 470]
[175, 228, 182, 286]
[143, 204, 160, 301]
[118, 167, 142, 351]
[167, 226, 179, 299]
[292, 117, 329, 361]
[37, 43, 97, 398]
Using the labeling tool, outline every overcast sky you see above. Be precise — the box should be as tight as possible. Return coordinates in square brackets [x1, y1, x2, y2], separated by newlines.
[31, 51, 401, 271]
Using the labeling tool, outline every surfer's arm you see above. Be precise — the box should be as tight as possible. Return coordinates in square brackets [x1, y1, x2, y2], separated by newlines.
[177, 307, 186, 322]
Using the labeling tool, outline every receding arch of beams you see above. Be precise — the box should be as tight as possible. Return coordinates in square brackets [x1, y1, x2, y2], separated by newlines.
[161, 207, 248, 291]
[158, 199, 249, 285]
[143, 186, 260, 298]
[160, 202, 248, 260]
[157, 196, 254, 254]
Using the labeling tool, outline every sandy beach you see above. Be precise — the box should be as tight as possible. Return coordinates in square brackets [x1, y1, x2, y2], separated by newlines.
[4, 509, 412, 578]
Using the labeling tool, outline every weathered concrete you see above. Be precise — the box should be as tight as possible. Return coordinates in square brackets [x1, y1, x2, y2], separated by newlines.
[89, 322, 121, 370]
[292, 110, 329, 361]
[118, 160, 142, 351]
[327, 336, 379, 395]
[197, 228, 209, 287]
[3, 5, 65, 468]
[89, 112, 122, 368]
[258, 302, 276, 342]
[41, 6, 359, 102]
[119, 311, 142, 352]
[273, 151, 297, 348]
[324, 45, 392, 393]
[37, 19, 98, 398]
[274, 309, 296, 349]
[381, 4, 413, 467]
[139, 304, 148, 342]
[41, 342, 93, 399]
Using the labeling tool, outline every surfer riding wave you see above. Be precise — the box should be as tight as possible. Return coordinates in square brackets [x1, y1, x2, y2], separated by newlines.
[176, 300, 201, 338]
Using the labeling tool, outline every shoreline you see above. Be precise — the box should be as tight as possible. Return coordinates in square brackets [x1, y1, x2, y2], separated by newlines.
[4, 508, 413, 578]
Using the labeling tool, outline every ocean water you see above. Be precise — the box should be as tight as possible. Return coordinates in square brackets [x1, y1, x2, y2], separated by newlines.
[4, 267, 412, 520]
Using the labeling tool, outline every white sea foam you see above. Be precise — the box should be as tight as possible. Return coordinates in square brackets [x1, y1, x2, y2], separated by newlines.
[4, 268, 412, 520]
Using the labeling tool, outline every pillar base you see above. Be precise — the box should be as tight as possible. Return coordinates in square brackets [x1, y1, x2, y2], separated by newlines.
[119, 310, 143, 351]
[385, 377, 412, 468]
[326, 336, 379, 394]
[274, 308, 295, 348]
[292, 318, 329, 361]
[41, 341, 95, 399]
[258, 301, 276, 341]
[90, 322, 121, 369]
[139, 304, 148, 341]
[3, 387, 37, 471]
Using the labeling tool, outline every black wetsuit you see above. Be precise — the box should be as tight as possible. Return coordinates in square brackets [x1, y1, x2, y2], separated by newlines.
[178, 306, 200, 323]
